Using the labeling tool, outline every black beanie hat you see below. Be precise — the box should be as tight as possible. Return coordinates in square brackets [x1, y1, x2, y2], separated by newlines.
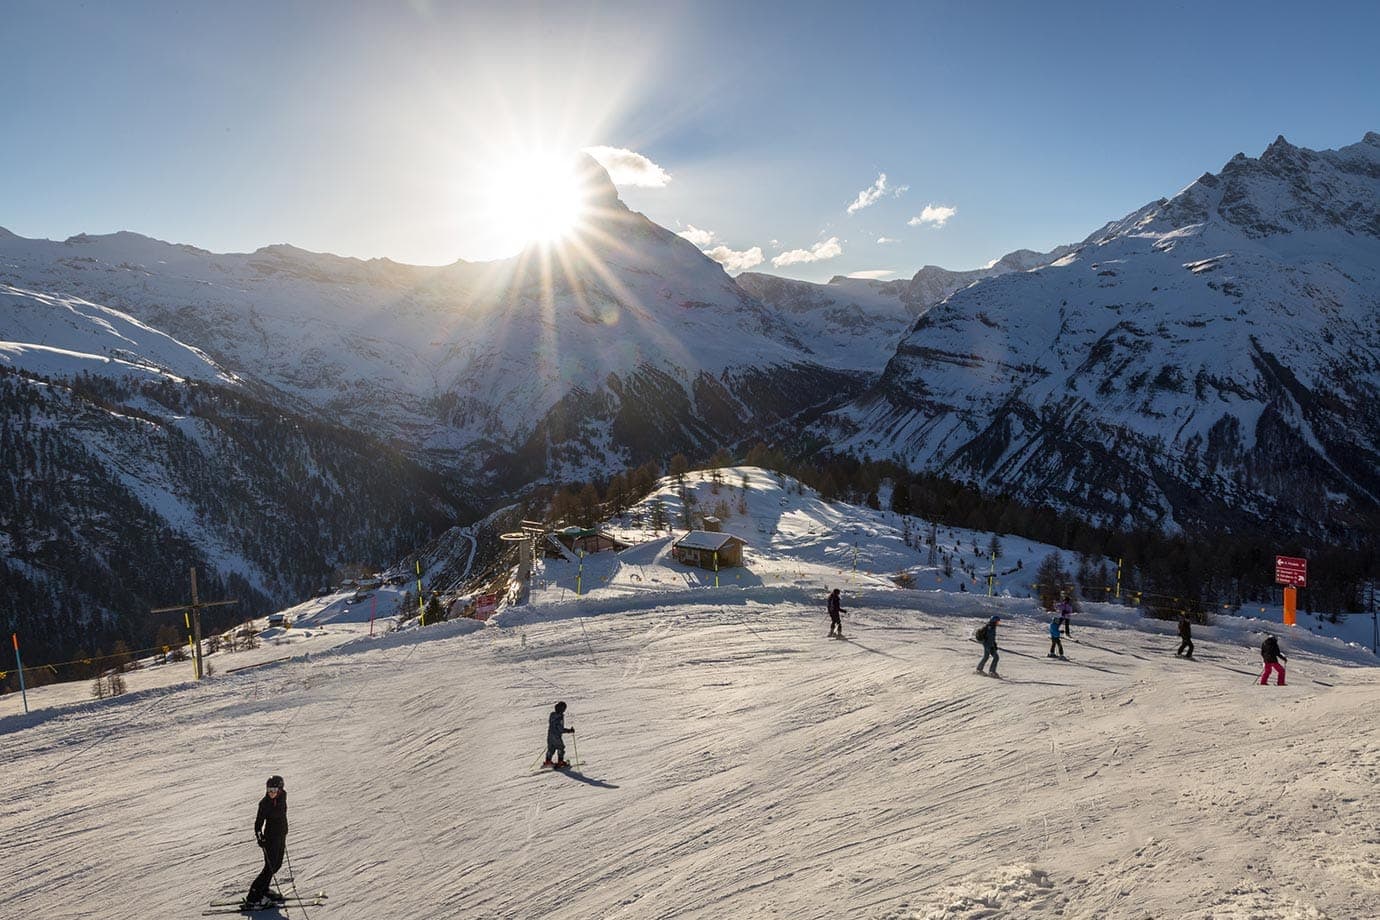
[555, 701, 567, 712]
[266, 775, 284, 789]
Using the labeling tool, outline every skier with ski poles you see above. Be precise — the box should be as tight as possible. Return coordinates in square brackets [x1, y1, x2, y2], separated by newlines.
[1259, 634, 1287, 686]
[827, 588, 847, 638]
[544, 701, 575, 768]
[242, 775, 288, 910]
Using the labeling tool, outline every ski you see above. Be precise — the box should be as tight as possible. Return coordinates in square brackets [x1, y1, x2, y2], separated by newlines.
[209, 893, 327, 908]
[203, 901, 325, 916]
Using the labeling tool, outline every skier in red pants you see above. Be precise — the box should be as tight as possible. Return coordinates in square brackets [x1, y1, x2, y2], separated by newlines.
[1259, 634, 1287, 686]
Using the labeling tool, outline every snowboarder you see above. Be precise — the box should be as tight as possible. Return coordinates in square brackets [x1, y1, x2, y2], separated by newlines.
[1259, 634, 1287, 686]
[1175, 613, 1194, 659]
[544, 701, 575, 768]
[1048, 614, 1064, 658]
[1057, 593, 1074, 636]
[975, 615, 1001, 677]
[243, 775, 288, 910]
[827, 588, 847, 638]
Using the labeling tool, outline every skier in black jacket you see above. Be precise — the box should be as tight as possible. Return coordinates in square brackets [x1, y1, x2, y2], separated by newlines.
[827, 588, 847, 638]
[1175, 614, 1194, 659]
[244, 775, 288, 909]
[544, 701, 575, 768]
[1259, 635, 1287, 686]
[975, 615, 1001, 677]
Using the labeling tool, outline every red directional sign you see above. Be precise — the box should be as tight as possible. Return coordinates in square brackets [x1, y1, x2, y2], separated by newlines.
[1274, 555, 1307, 587]
[474, 593, 499, 620]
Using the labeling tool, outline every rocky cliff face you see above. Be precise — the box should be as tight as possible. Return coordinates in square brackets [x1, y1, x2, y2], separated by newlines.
[820, 133, 1380, 539]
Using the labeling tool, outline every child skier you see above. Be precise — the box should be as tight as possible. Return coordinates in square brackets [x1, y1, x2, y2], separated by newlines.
[545, 701, 575, 768]
[1048, 614, 1064, 658]
[1259, 635, 1287, 686]
[827, 588, 847, 638]
[243, 775, 288, 910]
[975, 615, 1001, 677]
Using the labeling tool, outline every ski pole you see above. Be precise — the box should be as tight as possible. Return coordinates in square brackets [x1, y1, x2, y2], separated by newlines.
[570, 731, 580, 767]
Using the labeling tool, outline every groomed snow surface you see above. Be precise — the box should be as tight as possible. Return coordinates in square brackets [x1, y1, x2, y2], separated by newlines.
[4, 470, 1379, 919]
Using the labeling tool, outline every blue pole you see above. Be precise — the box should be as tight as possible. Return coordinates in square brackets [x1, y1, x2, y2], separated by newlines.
[12, 633, 28, 715]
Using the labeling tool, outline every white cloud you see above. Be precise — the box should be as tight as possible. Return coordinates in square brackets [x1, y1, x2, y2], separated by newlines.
[847, 174, 888, 214]
[846, 173, 909, 215]
[846, 269, 896, 280]
[582, 145, 672, 187]
[771, 236, 843, 267]
[678, 224, 716, 246]
[703, 244, 764, 274]
[876, 236, 900, 244]
[908, 204, 957, 227]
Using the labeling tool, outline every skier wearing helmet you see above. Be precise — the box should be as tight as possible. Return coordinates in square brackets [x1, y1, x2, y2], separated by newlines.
[242, 775, 288, 910]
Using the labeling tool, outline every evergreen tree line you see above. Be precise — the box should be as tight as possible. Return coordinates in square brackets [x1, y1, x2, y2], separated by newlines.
[0, 367, 473, 691]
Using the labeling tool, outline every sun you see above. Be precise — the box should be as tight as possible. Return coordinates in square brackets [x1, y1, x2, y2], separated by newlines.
[482, 150, 588, 249]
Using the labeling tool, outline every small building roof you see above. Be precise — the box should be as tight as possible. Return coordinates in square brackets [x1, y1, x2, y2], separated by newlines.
[674, 530, 746, 551]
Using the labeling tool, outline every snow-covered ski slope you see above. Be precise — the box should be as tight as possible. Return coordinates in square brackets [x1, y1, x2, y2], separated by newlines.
[4, 470, 1379, 919]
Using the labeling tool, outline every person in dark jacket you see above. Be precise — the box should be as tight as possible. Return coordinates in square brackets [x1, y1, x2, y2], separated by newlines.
[976, 615, 1001, 677]
[243, 775, 288, 909]
[827, 588, 847, 638]
[1259, 635, 1287, 686]
[1057, 594, 1074, 637]
[544, 701, 575, 768]
[1175, 614, 1194, 659]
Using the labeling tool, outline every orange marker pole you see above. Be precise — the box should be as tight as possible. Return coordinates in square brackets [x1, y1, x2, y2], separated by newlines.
[1283, 586, 1297, 626]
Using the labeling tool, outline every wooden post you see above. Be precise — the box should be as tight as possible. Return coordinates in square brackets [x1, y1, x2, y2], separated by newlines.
[151, 567, 236, 681]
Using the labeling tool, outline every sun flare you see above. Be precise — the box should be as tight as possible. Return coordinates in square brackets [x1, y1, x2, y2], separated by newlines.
[482, 151, 587, 248]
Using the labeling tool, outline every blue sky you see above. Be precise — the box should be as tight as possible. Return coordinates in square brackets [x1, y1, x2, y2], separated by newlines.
[4, 0, 1379, 282]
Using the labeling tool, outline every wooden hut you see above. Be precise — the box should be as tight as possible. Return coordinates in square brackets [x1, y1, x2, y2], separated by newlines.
[549, 526, 628, 556]
[671, 530, 747, 570]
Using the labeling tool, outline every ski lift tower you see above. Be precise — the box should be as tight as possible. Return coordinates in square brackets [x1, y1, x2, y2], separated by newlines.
[501, 520, 546, 604]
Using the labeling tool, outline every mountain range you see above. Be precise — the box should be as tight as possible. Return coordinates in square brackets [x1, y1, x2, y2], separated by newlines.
[3, 135, 1379, 658]
[820, 133, 1380, 539]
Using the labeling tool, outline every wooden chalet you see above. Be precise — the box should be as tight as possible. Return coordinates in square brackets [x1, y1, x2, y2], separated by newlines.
[548, 526, 628, 556]
[671, 530, 747, 569]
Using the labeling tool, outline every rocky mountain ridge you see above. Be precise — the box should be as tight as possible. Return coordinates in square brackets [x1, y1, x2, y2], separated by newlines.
[819, 132, 1380, 538]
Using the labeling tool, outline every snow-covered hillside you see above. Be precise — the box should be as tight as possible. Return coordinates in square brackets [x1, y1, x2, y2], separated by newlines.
[822, 133, 1380, 538]
[4, 467, 1378, 919]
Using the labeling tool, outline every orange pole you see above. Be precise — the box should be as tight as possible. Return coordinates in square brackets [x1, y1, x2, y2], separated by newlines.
[1283, 586, 1297, 626]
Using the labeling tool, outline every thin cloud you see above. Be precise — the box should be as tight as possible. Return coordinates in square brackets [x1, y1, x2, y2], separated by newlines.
[908, 204, 957, 227]
[582, 145, 672, 187]
[771, 236, 843, 267]
[846, 173, 909, 215]
[703, 244, 764, 273]
[846, 269, 896, 279]
[876, 236, 900, 244]
[678, 225, 716, 246]
[847, 174, 888, 214]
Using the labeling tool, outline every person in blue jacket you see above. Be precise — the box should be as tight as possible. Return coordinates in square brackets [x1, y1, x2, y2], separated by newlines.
[1048, 614, 1065, 658]
[975, 615, 1001, 677]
